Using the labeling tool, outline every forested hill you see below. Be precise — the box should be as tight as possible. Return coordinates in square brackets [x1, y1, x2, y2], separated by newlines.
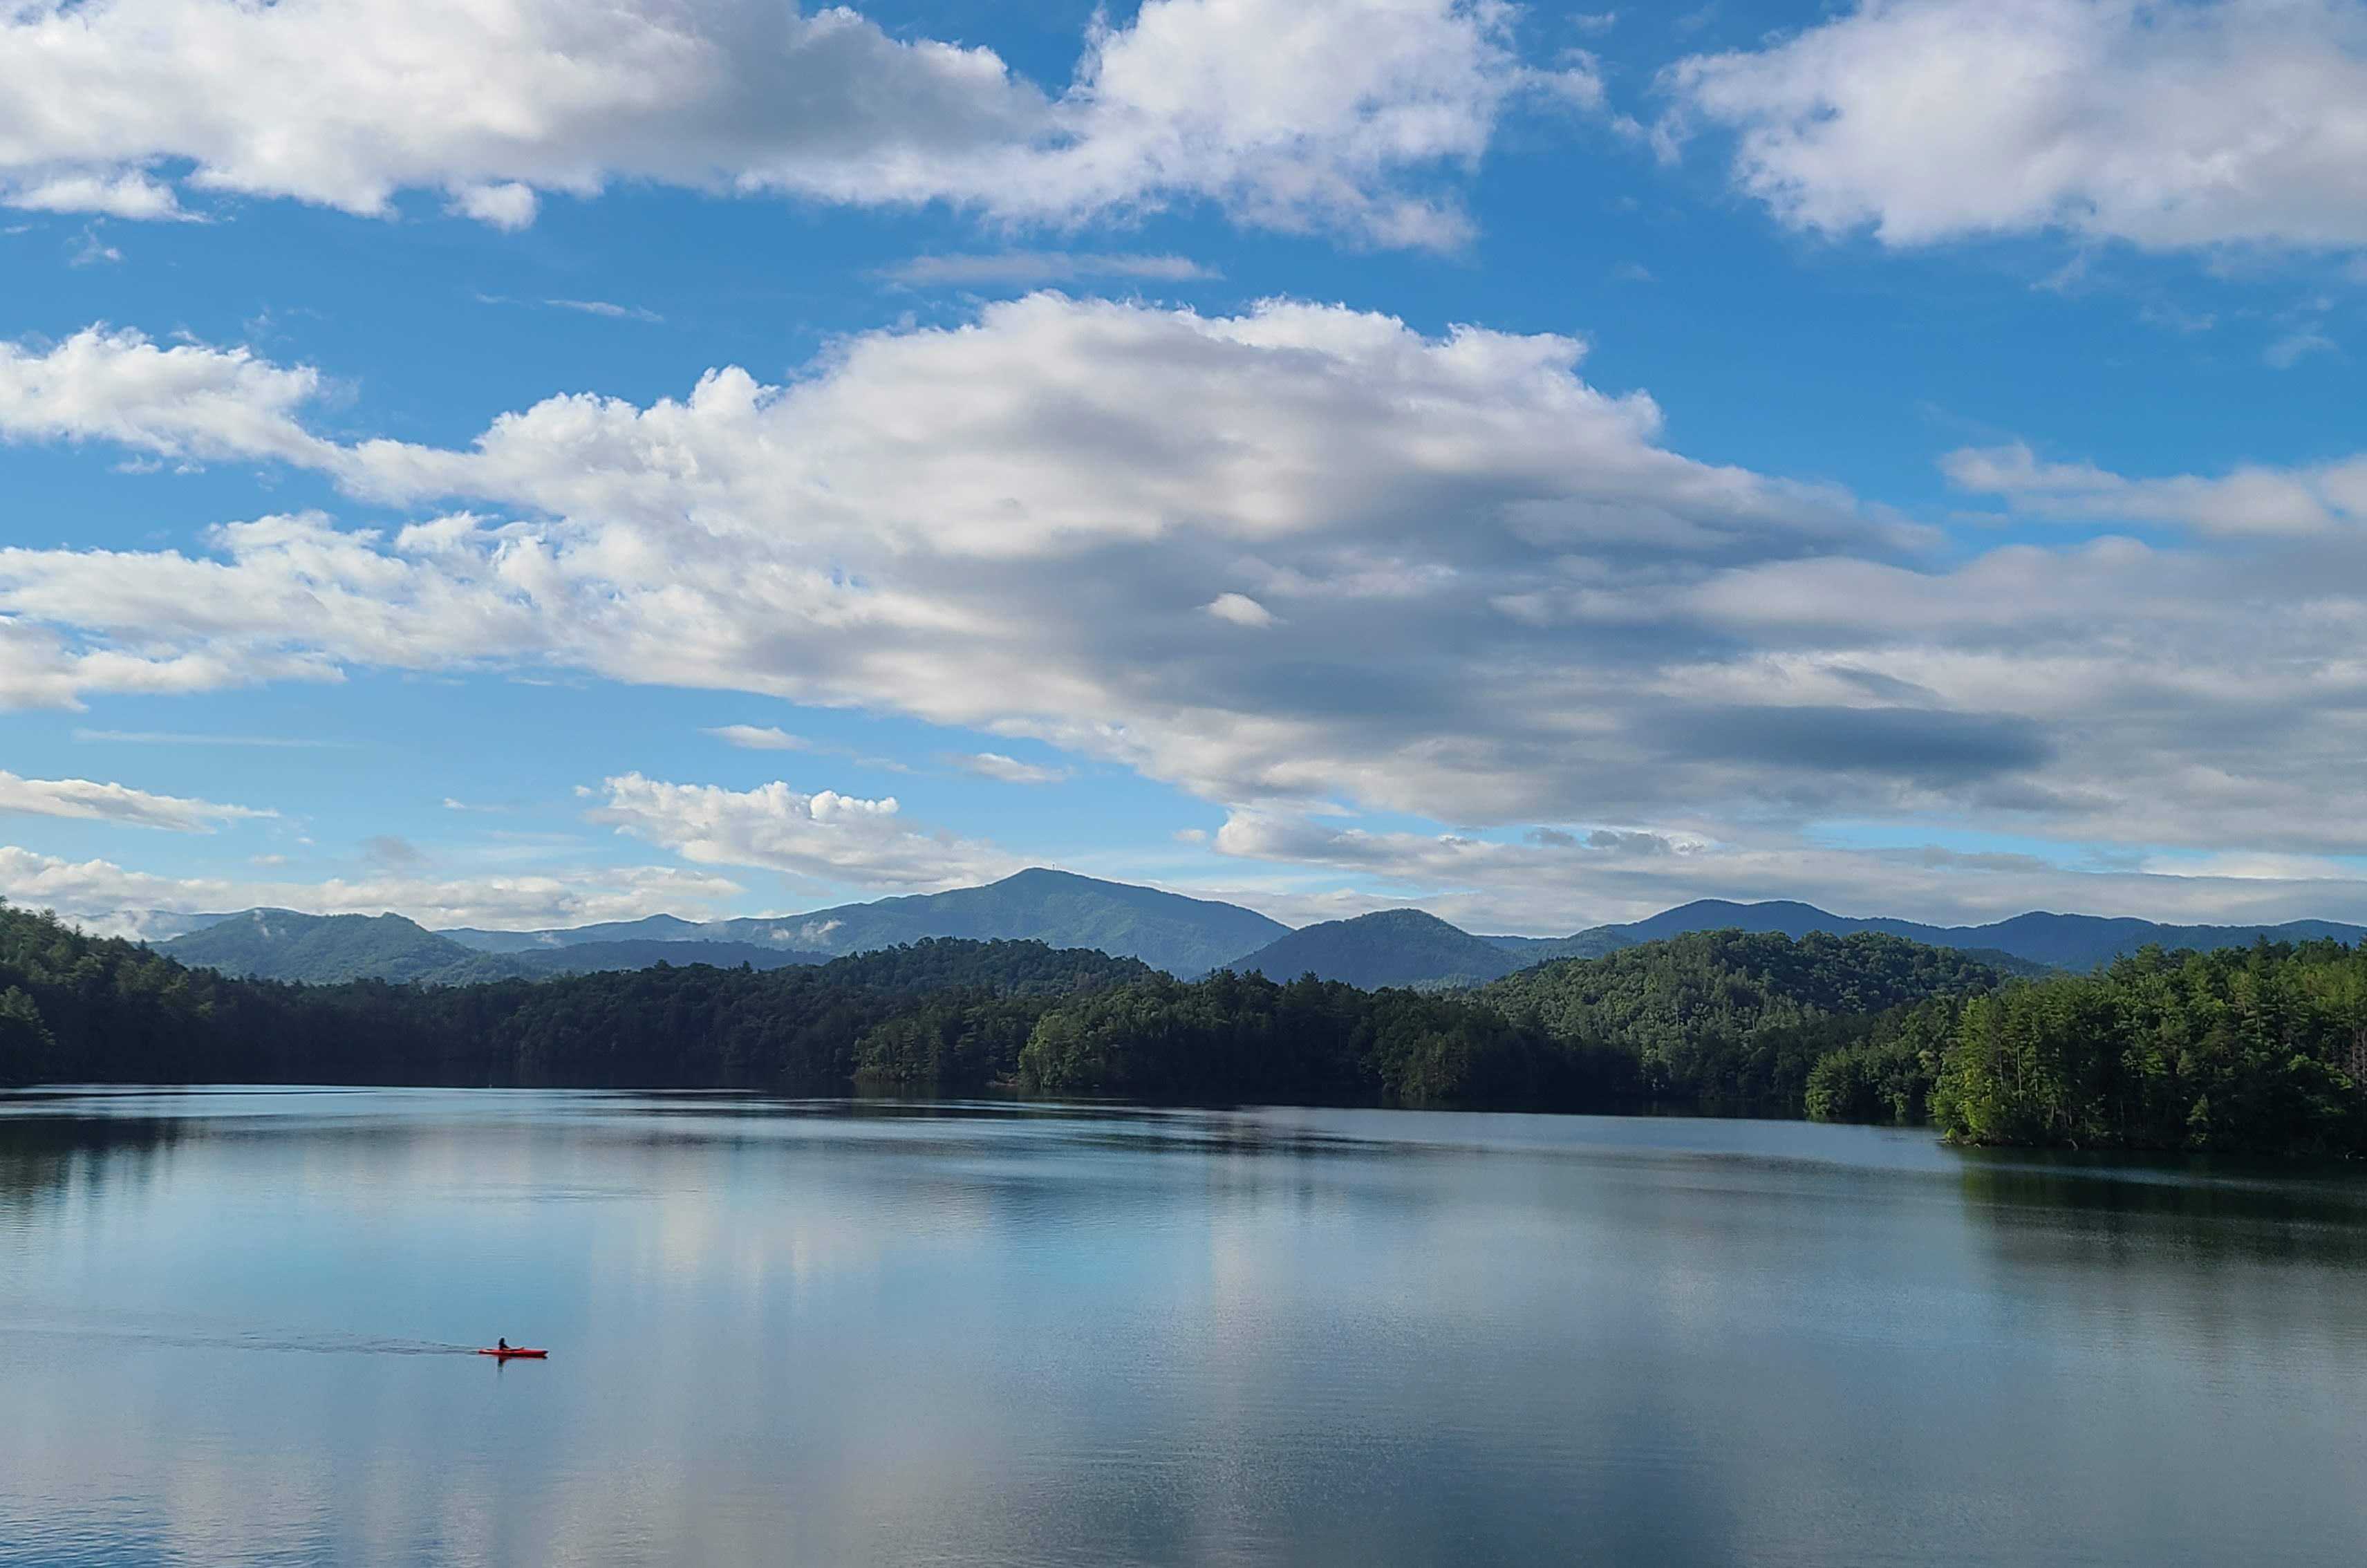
[1485, 930, 2022, 1043]
[1919, 940, 2367, 1156]
[1, 900, 1153, 1090]
[161, 910, 482, 983]
[1019, 929, 2018, 1110]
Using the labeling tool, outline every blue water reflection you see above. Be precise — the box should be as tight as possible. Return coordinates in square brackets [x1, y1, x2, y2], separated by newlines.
[3, 1089, 2363, 1567]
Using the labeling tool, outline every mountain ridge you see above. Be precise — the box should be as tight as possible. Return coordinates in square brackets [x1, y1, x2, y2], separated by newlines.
[156, 910, 825, 985]
[155, 876, 2367, 991]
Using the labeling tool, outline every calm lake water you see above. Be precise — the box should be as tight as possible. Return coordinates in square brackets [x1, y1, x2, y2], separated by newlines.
[3, 1090, 2365, 1567]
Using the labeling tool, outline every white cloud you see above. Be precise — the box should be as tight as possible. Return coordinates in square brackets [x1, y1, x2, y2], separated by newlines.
[12, 295, 2367, 887]
[1944, 440, 2367, 535]
[447, 182, 537, 230]
[1669, 0, 2367, 252]
[707, 724, 807, 750]
[951, 753, 1067, 785]
[1205, 592, 1277, 628]
[0, 297, 1880, 829]
[588, 774, 1017, 890]
[0, 843, 744, 939]
[0, 0, 1587, 246]
[0, 326, 331, 464]
[9, 169, 184, 219]
[0, 770, 270, 832]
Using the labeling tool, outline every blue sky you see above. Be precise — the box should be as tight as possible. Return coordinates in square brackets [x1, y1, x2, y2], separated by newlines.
[3, 0, 2366, 937]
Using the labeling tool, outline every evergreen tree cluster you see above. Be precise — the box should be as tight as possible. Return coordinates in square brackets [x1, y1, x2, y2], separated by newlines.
[1923, 940, 2367, 1155]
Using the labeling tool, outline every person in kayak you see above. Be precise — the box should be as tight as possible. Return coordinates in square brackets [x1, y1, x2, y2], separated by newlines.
[496, 1338, 509, 1352]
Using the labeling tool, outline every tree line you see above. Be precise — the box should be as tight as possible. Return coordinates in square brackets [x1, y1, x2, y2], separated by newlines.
[11, 899, 2367, 1155]
[0, 899, 1152, 1090]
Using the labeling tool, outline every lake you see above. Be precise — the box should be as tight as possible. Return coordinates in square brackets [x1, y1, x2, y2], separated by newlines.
[3, 1089, 2364, 1567]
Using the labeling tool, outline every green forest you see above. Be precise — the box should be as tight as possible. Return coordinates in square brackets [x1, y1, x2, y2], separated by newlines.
[9, 899, 2367, 1155]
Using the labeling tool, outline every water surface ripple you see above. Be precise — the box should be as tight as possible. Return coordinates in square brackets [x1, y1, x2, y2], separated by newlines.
[3, 1088, 2362, 1567]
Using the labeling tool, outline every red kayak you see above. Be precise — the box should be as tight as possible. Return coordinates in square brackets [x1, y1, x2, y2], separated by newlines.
[476, 1347, 548, 1359]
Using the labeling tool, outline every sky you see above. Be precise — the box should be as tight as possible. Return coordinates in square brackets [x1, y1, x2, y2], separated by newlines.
[2, 0, 2366, 940]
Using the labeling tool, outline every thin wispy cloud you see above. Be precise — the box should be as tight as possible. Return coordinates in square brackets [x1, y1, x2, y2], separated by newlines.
[68, 227, 122, 266]
[0, 770, 272, 832]
[951, 752, 1068, 785]
[545, 298, 664, 323]
[707, 725, 811, 752]
[705, 725, 912, 774]
[2266, 330, 2337, 369]
[881, 252, 1217, 288]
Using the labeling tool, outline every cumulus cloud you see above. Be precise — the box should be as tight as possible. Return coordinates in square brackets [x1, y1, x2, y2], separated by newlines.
[0, 770, 270, 832]
[0, 297, 1892, 828]
[0, 0, 1586, 246]
[1669, 0, 2367, 252]
[7, 294, 2367, 880]
[0, 326, 332, 463]
[588, 774, 1018, 890]
[0, 843, 743, 939]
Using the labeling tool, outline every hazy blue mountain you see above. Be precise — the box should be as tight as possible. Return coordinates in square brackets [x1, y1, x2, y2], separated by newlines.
[165, 877, 2367, 992]
[438, 869, 1287, 977]
[160, 910, 483, 984]
[439, 914, 715, 954]
[160, 912, 825, 985]
[1557, 900, 2367, 973]
[1228, 899, 2345, 990]
[1220, 908, 1528, 989]
[1481, 931, 1634, 964]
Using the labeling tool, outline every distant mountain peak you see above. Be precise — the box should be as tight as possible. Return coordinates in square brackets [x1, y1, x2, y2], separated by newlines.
[155, 881, 2367, 993]
[1223, 906, 1526, 990]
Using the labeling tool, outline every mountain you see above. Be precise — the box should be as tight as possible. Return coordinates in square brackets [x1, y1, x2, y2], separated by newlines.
[439, 914, 717, 954]
[437, 869, 1287, 978]
[1477, 929, 2019, 1105]
[160, 910, 482, 984]
[1557, 899, 2367, 973]
[158, 912, 823, 985]
[1220, 908, 1528, 989]
[160, 876, 2367, 992]
[1481, 931, 1634, 964]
